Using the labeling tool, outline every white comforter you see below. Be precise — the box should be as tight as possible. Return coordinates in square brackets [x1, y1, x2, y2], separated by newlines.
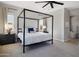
[18, 32, 52, 45]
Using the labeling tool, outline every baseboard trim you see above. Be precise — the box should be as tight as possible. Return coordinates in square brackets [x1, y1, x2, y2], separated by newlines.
[53, 39, 64, 42]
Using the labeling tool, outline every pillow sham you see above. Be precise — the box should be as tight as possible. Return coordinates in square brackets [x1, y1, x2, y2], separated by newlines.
[28, 28, 34, 33]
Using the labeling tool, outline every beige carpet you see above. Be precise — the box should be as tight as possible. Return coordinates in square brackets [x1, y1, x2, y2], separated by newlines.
[0, 40, 79, 57]
[65, 39, 79, 45]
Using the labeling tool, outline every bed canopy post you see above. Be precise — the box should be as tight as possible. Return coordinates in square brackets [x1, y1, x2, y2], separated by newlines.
[17, 17, 19, 35]
[37, 20, 39, 32]
[51, 16, 53, 44]
[23, 9, 26, 53]
[16, 17, 19, 43]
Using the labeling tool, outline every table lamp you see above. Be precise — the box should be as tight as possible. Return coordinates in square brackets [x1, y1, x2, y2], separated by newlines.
[5, 23, 13, 35]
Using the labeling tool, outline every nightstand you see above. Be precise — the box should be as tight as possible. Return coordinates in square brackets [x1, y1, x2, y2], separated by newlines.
[0, 34, 16, 45]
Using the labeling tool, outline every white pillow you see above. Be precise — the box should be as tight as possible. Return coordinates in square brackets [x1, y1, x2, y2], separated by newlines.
[34, 28, 37, 32]
[25, 27, 37, 33]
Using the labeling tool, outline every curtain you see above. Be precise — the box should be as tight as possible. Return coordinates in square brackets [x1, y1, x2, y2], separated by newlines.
[2, 7, 8, 34]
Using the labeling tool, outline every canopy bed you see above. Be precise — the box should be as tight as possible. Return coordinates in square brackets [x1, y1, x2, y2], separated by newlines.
[17, 8, 53, 53]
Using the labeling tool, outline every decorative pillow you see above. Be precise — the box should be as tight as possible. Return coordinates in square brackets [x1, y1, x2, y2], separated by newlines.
[28, 28, 34, 33]
[34, 28, 37, 32]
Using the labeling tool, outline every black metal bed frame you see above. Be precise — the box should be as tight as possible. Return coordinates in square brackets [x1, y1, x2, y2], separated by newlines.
[17, 8, 53, 53]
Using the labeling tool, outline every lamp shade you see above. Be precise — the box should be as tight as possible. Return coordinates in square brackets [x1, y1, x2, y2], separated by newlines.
[5, 23, 14, 34]
[5, 23, 13, 30]
[43, 26, 46, 29]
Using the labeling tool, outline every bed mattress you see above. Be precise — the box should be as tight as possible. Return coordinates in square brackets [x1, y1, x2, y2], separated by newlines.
[18, 32, 52, 45]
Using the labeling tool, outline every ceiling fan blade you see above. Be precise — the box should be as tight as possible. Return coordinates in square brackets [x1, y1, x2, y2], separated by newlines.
[42, 2, 49, 8]
[50, 3, 53, 8]
[53, 1, 64, 5]
[35, 1, 48, 3]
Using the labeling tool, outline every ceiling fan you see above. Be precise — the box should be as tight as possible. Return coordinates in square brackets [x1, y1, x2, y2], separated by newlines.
[35, 1, 64, 8]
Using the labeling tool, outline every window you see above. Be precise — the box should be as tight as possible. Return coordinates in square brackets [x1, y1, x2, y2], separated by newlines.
[7, 12, 15, 33]
[5, 8, 17, 34]
[7, 13, 14, 24]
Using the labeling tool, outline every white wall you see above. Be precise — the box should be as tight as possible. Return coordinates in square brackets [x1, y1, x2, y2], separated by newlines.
[48, 8, 64, 42]
[47, 8, 70, 42]
[64, 8, 70, 41]
[53, 9, 64, 41]
[47, 17, 52, 34]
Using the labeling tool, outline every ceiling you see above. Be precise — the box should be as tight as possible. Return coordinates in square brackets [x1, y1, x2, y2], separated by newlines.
[1, 1, 79, 13]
